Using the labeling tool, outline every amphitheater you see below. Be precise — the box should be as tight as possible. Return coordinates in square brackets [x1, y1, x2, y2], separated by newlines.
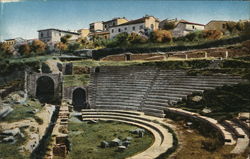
[22, 63, 250, 159]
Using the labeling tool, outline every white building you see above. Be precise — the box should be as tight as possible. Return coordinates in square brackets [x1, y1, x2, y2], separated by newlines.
[172, 20, 205, 38]
[38, 28, 80, 43]
[109, 16, 160, 39]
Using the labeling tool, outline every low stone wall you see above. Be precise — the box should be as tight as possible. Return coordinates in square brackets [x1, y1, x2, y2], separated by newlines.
[101, 53, 167, 61]
[164, 107, 235, 145]
[100, 46, 249, 61]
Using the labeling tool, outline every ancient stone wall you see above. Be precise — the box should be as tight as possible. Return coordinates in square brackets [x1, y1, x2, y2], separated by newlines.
[27, 73, 63, 101]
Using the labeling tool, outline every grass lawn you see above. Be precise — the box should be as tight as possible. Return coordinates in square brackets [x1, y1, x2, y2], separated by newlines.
[1, 100, 43, 122]
[67, 120, 154, 159]
[63, 74, 90, 87]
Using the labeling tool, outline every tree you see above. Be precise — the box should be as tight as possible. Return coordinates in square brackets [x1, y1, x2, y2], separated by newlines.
[115, 32, 129, 46]
[240, 22, 250, 39]
[202, 30, 222, 40]
[150, 30, 172, 43]
[61, 34, 72, 44]
[0, 42, 13, 57]
[68, 43, 80, 52]
[128, 32, 148, 44]
[55, 42, 67, 54]
[226, 22, 237, 33]
[18, 44, 31, 56]
[163, 21, 175, 30]
[31, 40, 46, 54]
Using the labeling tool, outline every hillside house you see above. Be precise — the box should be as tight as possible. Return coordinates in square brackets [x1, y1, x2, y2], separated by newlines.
[172, 20, 205, 38]
[109, 16, 160, 39]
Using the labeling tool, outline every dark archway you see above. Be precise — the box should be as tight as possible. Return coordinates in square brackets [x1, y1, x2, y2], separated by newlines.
[36, 76, 55, 103]
[95, 67, 100, 73]
[72, 88, 87, 111]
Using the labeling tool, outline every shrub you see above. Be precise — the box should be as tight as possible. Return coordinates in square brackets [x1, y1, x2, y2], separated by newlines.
[31, 40, 46, 54]
[128, 33, 148, 44]
[162, 21, 176, 30]
[242, 40, 250, 50]
[18, 44, 31, 56]
[150, 30, 172, 43]
[34, 116, 44, 125]
[68, 42, 80, 52]
[202, 30, 222, 40]
[185, 31, 203, 41]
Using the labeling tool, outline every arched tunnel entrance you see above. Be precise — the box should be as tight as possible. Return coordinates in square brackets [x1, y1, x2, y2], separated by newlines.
[72, 88, 87, 111]
[36, 76, 55, 103]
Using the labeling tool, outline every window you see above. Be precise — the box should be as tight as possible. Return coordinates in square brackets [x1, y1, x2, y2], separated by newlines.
[140, 25, 143, 30]
[192, 26, 195, 29]
[125, 27, 127, 30]
[118, 28, 121, 32]
[112, 29, 114, 33]
[151, 24, 154, 30]
[41, 32, 43, 38]
[132, 26, 135, 31]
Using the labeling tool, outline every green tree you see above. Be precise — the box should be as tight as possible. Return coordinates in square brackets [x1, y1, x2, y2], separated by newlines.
[226, 22, 237, 33]
[163, 21, 175, 30]
[61, 34, 72, 44]
[68, 42, 80, 52]
[18, 44, 31, 56]
[115, 32, 129, 46]
[240, 22, 250, 39]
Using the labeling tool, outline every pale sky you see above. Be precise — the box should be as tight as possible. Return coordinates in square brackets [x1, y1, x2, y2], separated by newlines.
[0, 0, 249, 41]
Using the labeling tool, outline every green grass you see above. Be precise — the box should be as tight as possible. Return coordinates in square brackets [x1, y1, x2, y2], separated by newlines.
[63, 74, 90, 87]
[0, 130, 29, 159]
[1, 100, 43, 122]
[68, 120, 154, 159]
[71, 59, 147, 67]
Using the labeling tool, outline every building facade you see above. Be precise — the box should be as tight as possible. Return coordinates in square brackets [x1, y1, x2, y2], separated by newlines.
[78, 29, 90, 38]
[38, 29, 80, 43]
[205, 20, 229, 33]
[103, 17, 128, 31]
[89, 22, 104, 32]
[88, 31, 110, 40]
[172, 20, 205, 37]
[109, 16, 160, 39]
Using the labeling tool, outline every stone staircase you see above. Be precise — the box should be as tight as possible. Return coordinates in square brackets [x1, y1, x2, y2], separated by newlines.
[89, 66, 158, 111]
[89, 66, 244, 118]
[142, 69, 244, 117]
[81, 109, 175, 159]
[222, 120, 249, 154]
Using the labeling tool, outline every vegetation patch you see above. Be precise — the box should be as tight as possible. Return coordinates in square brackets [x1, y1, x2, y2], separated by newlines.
[63, 74, 90, 87]
[1, 100, 43, 122]
[176, 82, 250, 121]
[0, 129, 29, 159]
[68, 120, 154, 159]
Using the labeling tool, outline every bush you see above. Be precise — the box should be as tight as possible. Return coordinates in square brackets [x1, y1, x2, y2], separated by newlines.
[202, 30, 222, 40]
[185, 31, 203, 41]
[31, 40, 46, 54]
[150, 30, 172, 43]
[128, 32, 148, 44]
[18, 44, 31, 56]
[34, 116, 44, 125]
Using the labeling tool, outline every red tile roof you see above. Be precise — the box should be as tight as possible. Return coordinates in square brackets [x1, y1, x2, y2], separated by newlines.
[178, 20, 205, 26]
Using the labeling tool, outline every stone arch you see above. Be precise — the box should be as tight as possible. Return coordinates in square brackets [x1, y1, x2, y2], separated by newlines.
[36, 76, 55, 103]
[72, 87, 87, 111]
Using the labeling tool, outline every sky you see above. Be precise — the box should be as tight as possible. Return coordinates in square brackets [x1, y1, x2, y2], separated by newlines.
[0, 0, 249, 41]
